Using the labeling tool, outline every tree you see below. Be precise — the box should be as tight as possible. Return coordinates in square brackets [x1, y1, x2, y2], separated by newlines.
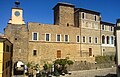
[67, 60, 74, 71]
[54, 59, 74, 75]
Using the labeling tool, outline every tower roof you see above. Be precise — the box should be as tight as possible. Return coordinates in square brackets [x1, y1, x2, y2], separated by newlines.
[53, 2, 75, 10]
[101, 21, 115, 26]
[75, 8, 100, 16]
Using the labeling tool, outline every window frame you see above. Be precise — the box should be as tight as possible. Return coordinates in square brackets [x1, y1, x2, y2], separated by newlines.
[88, 37, 92, 43]
[82, 13, 85, 19]
[102, 25, 105, 30]
[106, 36, 109, 44]
[45, 33, 51, 41]
[95, 15, 97, 21]
[111, 36, 114, 44]
[94, 37, 98, 44]
[57, 50, 61, 58]
[64, 35, 69, 42]
[32, 32, 39, 41]
[82, 36, 86, 43]
[33, 50, 37, 56]
[76, 35, 80, 43]
[102, 35, 105, 44]
[56, 34, 61, 42]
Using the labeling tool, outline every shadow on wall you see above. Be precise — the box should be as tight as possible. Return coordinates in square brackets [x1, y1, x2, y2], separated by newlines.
[95, 74, 117, 77]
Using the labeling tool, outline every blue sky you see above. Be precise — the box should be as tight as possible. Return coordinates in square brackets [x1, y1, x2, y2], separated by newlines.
[0, 0, 120, 33]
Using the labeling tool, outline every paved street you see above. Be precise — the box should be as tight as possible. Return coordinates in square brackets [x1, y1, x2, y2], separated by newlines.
[65, 67, 116, 77]
[13, 67, 116, 77]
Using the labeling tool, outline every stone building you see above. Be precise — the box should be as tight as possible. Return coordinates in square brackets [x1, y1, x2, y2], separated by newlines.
[4, 1, 115, 75]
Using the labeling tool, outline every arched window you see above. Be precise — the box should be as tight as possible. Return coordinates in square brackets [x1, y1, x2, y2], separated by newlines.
[107, 36, 109, 44]
[83, 36, 86, 43]
[95, 15, 97, 21]
[82, 13, 85, 19]
[111, 36, 113, 44]
[102, 35, 105, 44]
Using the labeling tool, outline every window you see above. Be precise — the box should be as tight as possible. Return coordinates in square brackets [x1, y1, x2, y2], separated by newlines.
[64, 35, 69, 42]
[102, 35, 105, 44]
[57, 50, 61, 58]
[107, 36, 109, 44]
[88, 37, 92, 43]
[95, 15, 97, 21]
[6, 45, 9, 52]
[82, 36, 86, 43]
[76, 36, 80, 43]
[32, 32, 38, 41]
[56, 34, 61, 42]
[111, 36, 114, 44]
[33, 50, 37, 56]
[82, 13, 85, 19]
[45, 33, 50, 41]
[67, 23, 69, 27]
[89, 48, 92, 56]
[110, 27, 113, 31]
[103, 49, 105, 52]
[102, 25, 105, 30]
[95, 37, 98, 44]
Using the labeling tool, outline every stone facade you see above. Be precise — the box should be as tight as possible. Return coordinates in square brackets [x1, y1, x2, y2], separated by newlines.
[5, 24, 28, 64]
[4, 2, 115, 72]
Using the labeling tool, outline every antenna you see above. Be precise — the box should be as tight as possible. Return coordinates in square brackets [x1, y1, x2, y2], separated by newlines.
[15, 0, 20, 7]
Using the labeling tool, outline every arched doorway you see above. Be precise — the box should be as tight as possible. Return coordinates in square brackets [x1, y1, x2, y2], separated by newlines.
[14, 61, 25, 75]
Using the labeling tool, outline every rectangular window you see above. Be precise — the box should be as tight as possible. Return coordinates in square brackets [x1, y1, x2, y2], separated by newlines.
[111, 36, 113, 44]
[32, 32, 38, 41]
[102, 25, 105, 30]
[82, 13, 85, 19]
[57, 50, 61, 58]
[33, 50, 37, 56]
[64, 35, 69, 42]
[95, 16, 97, 21]
[95, 37, 98, 44]
[6, 45, 9, 52]
[89, 48, 92, 56]
[88, 37, 92, 43]
[56, 34, 61, 42]
[45, 33, 50, 41]
[110, 27, 113, 31]
[76, 36, 80, 43]
[82, 36, 86, 43]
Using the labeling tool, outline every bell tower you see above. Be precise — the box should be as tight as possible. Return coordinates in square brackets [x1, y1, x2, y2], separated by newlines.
[8, 0, 25, 24]
[4, 0, 28, 75]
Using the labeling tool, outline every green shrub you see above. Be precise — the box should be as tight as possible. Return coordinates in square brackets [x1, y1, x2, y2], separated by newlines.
[95, 55, 115, 64]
